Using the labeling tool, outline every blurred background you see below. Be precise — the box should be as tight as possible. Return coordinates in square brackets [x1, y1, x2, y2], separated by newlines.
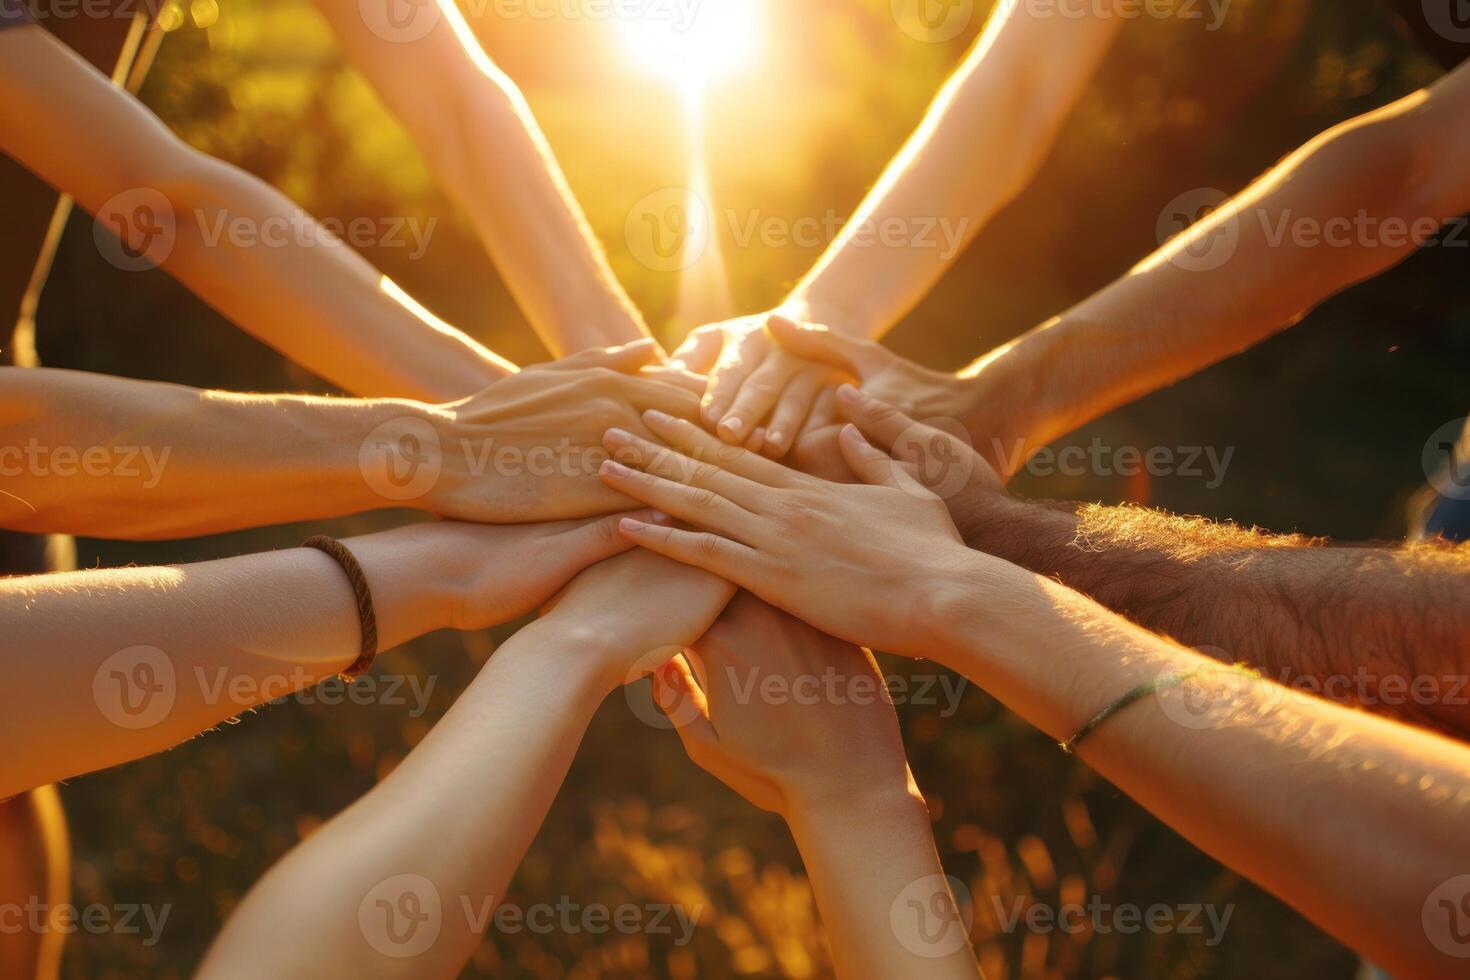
[26, 0, 1470, 975]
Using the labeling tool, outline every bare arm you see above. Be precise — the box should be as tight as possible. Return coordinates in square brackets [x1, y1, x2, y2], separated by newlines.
[593, 406, 1470, 979]
[198, 551, 735, 980]
[0, 347, 701, 537]
[953, 491, 1470, 737]
[963, 60, 1470, 460]
[787, 3, 1122, 338]
[316, 0, 653, 357]
[0, 27, 513, 401]
[656, 596, 980, 978]
[0, 516, 642, 800]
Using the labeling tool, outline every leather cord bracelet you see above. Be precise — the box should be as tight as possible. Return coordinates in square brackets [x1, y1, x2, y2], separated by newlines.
[303, 535, 379, 679]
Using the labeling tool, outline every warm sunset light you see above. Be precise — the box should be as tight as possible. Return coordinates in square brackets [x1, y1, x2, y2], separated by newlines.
[617, 0, 760, 92]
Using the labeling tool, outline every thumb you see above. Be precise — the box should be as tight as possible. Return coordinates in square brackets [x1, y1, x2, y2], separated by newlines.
[767, 315, 887, 378]
[653, 656, 717, 739]
[557, 338, 661, 374]
[837, 424, 926, 495]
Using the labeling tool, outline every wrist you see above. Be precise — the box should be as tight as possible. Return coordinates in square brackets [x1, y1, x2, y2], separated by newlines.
[786, 778, 930, 838]
[779, 293, 880, 339]
[519, 609, 645, 695]
[341, 397, 456, 516]
[337, 524, 461, 650]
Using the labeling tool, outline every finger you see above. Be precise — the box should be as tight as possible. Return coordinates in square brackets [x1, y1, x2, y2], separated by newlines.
[555, 338, 660, 373]
[761, 367, 829, 458]
[833, 383, 916, 451]
[617, 519, 760, 585]
[653, 657, 714, 734]
[618, 376, 703, 421]
[837, 423, 920, 492]
[603, 427, 769, 512]
[641, 409, 804, 488]
[766, 315, 889, 378]
[796, 386, 840, 444]
[600, 462, 763, 541]
[744, 428, 766, 455]
[702, 329, 768, 429]
[717, 354, 799, 445]
[670, 326, 723, 375]
[639, 364, 709, 396]
[556, 508, 666, 565]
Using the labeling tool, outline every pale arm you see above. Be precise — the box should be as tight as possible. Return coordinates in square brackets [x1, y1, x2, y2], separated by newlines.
[786, 3, 1122, 337]
[198, 551, 735, 979]
[0, 28, 514, 401]
[925, 551, 1470, 980]
[316, 0, 653, 357]
[0, 517, 642, 800]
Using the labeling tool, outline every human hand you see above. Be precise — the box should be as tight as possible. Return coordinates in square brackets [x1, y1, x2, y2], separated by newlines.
[652, 594, 915, 816]
[767, 317, 1030, 477]
[673, 314, 849, 459]
[538, 549, 737, 690]
[401, 341, 703, 522]
[596, 406, 973, 658]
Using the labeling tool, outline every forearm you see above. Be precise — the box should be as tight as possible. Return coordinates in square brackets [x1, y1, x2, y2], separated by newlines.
[0, 524, 456, 799]
[0, 30, 512, 402]
[954, 492, 1470, 735]
[199, 620, 610, 980]
[0, 368, 445, 538]
[786, 788, 980, 979]
[319, 0, 651, 357]
[968, 71, 1470, 451]
[787, 7, 1120, 338]
[925, 553, 1470, 978]
[159, 153, 514, 400]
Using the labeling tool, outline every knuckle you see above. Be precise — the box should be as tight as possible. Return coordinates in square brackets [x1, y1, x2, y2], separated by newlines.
[689, 487, 721, 510]
[694, 533, 723, 558]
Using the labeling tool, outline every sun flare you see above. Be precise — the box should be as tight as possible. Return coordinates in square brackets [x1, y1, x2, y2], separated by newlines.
[617, 0, 760, 92]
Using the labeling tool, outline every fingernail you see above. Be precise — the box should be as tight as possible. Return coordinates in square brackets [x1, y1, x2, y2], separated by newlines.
[668, 359, 688, 371]
[766, 430, 784, 449]
[650, 510, 671, 525]
[604, 427, 632, 443]
[837, 383, 862, 402]
[601, 459, 630, 476]
[645, 408, 673, 425]
[619, 518, 647, 533]
[720, 417, 745, 440]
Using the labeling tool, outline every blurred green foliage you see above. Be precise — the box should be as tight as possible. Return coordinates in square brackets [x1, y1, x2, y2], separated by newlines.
[30, 0, 1469, 976]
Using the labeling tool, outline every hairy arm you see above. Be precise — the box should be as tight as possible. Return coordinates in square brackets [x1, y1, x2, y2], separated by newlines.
[0, 27, 513, 401]
[786, 3, 1121, 337]
[317, 0, 653, 357]
[953, 491, 1470, 736]
[966, 60, 1470, 458]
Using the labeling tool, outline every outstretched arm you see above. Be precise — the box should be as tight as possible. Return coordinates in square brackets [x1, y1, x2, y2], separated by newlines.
[199, 551, 735, 980]
[957, 59, 1470, 463]
[594, 407, 1470, 979]
[0, 27, 513, 402]
[834, 386, 1470, 738]
[684, 3, 1121, 452]
[0, 516, 644, 800]
[655, 595, 980, 978]
[316, 0, 653, 358]
[0, 346, 702, 537]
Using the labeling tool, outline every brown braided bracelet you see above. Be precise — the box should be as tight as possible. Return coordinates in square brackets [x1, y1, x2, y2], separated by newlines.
[303, 535, 379, 679]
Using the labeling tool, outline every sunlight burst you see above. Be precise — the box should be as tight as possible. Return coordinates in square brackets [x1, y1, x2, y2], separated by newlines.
[617, 0, 760, 93]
